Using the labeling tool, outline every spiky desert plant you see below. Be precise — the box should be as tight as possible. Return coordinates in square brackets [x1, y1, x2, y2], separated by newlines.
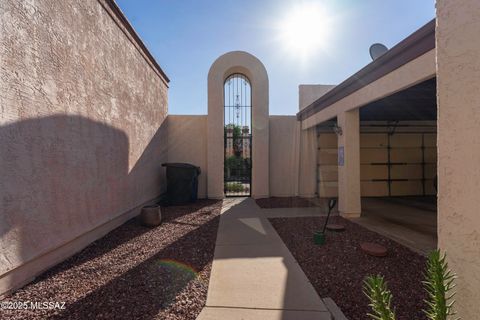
[363, 251, 458, 320]
[364, 275, 396, 320]
[423, 250, 458, 320]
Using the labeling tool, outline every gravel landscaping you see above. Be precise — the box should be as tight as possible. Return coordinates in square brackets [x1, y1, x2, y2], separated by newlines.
[269, 216, 428, 320]
[1, 200, 222, 320]
[256, 197, 318, 208]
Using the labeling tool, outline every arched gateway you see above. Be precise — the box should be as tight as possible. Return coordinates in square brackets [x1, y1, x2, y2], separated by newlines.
[207, 51, 269, 199]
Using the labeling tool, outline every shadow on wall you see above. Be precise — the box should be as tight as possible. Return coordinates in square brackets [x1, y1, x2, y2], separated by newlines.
[0, 114, 167, 294]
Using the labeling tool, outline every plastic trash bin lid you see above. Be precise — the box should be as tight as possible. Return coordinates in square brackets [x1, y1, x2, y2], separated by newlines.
[162, 163, 201, 174]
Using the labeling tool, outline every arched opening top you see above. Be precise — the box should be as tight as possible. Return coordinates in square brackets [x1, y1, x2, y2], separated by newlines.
[224, 73, 251, 103]
[224, 73, 252, 111]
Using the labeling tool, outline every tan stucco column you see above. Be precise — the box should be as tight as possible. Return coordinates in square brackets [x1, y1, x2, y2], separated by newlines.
[437, 1, 480, 317]
[337, 109, 361, 217]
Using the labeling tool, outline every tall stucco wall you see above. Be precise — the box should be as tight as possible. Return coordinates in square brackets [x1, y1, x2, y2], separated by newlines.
[269, 116, 317, 198]
[0, 0, 168, 295]
[298, 126, 318, 198]
[167, 115, 207, 198]
[437, 0, 480, 317]
[269, 116, 300, 196]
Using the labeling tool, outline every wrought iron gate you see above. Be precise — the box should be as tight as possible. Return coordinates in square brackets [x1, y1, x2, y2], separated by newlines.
[224, 73, 252, 197]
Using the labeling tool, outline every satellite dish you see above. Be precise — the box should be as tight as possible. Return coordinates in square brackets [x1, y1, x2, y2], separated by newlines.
[369, 43, 388, 60]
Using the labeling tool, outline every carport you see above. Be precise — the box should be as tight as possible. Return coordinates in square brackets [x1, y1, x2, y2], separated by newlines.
[354, 78, 436, 254]
[297, 19, 437, 253]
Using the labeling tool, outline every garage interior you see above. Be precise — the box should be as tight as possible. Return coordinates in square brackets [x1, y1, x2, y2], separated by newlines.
[316, 77, 437, 255]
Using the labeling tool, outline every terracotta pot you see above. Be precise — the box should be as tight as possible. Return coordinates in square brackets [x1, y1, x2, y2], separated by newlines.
[140, 205, 162, 227]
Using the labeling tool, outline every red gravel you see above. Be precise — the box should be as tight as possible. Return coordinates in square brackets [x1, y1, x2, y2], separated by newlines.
[1, 200, 222, 320]
[255, 197, 318, 208]
[269, 216, 428, 320]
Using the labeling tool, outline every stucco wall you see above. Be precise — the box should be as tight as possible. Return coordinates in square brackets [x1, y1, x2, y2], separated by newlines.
[167, 115, 207, 198]
[0, 0, 168, 295]
[269, 116, 300, 196]
[298, 126, 318, 197]
[168, 113, 312, 199]
[437, 0, 480, 317]
[299, 84, 335, 111]
[269, 116, 317, 198]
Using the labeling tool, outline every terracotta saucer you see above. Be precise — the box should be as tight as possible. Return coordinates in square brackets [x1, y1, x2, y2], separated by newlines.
[326, 224, 346, 232]
[360, 242, 388, 257]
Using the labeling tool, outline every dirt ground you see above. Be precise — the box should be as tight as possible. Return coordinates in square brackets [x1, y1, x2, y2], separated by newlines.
[1, 200, 222, 320]
[270, 215, 428, 320]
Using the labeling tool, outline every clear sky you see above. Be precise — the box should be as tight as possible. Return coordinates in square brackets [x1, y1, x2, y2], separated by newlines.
[116, 0, 435, 115]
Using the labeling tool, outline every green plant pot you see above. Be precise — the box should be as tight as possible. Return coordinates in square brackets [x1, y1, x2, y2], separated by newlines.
[314, 231, 326, 245]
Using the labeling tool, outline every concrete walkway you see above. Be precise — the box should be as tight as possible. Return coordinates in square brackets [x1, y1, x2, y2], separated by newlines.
[262, 206, 332, 219]
[197, 198, 332, 320]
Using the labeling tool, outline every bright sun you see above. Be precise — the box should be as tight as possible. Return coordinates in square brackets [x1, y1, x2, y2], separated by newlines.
[279, 3, 330, 58]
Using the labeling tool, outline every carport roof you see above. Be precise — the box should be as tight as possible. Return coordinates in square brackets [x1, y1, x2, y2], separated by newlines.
[359, 77, 436, 121]
[297, 19, 435, 121]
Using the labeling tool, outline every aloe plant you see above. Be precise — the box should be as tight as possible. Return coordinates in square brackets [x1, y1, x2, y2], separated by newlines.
[423, 250, 458, 320]
[364, 250, 458, 320]
[364, 275, 396, 320]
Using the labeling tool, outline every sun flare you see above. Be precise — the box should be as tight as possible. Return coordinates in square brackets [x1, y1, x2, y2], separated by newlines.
[278, 3, 331, 58]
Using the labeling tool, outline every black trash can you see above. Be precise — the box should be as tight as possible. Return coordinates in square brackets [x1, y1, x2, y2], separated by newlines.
[162, 163, 201, 205]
